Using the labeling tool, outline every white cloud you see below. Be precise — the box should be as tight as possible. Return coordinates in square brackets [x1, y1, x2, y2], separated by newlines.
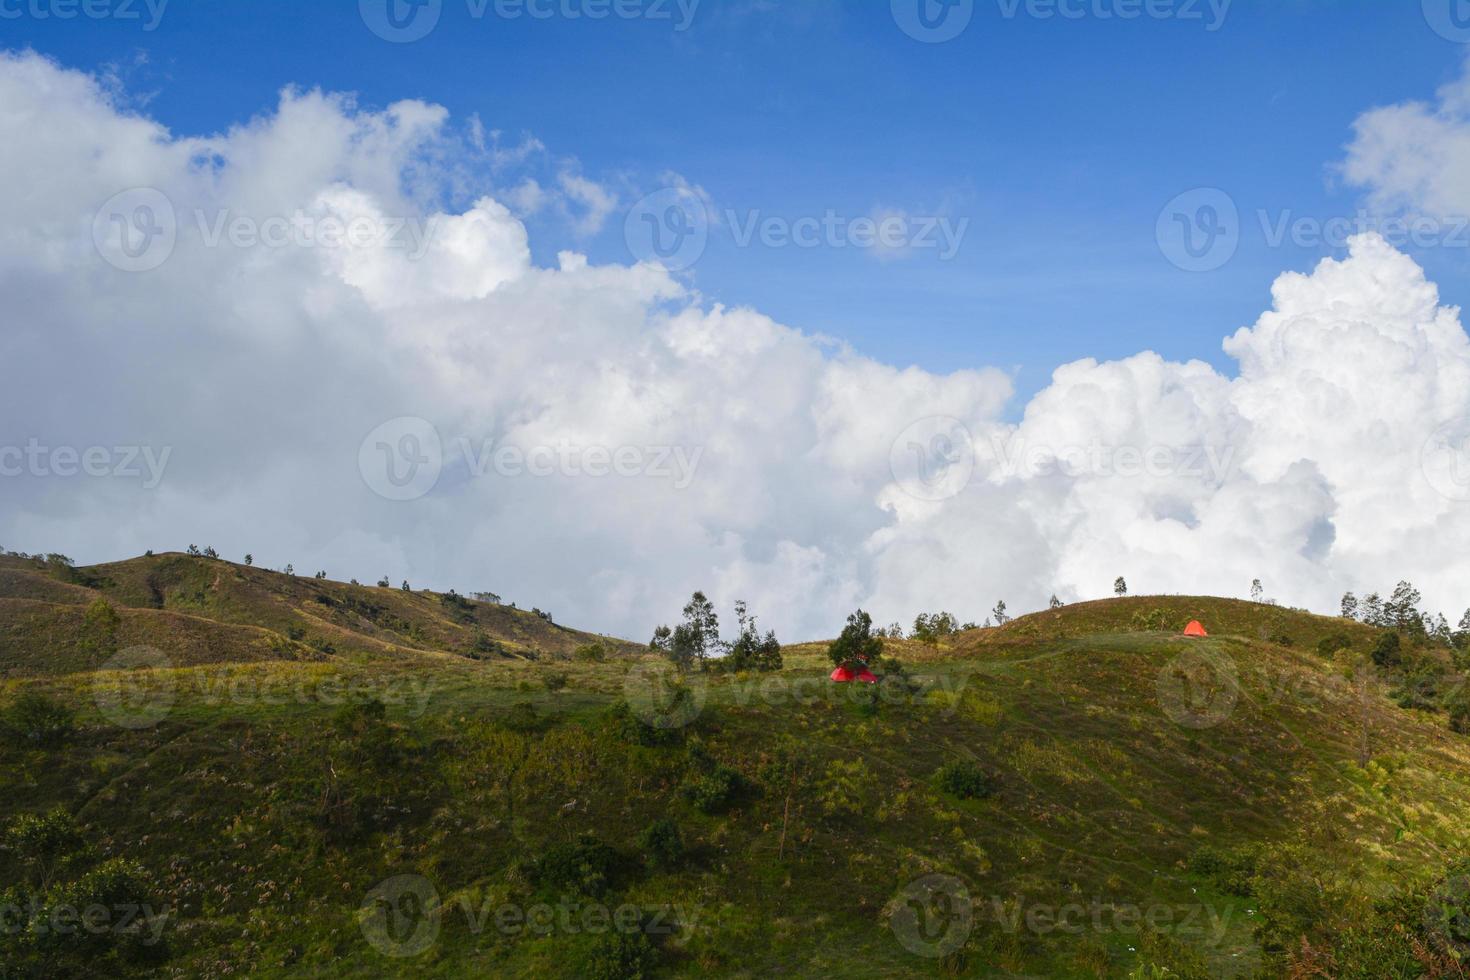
[4, 50, 1470, 643]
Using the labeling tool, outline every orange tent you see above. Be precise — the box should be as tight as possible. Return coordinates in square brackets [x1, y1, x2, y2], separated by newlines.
[1183, 620, 1208, 637]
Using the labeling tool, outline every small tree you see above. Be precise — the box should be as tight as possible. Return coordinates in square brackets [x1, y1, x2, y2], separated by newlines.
[401, 580, 411, 592]
[828, 609, 883, 672]
[1250, 579, 1264, 603]
[202, 545, 218, 559]
[315, 570, 327, 580]
[377, 576, 390, 588]
[244, 553, 253, 566]
[1049, 595, 1063, 609]
[1371, 631, 1402, 669]
[186, 544, 201, 556]
[724, 600, 782, 673]
[285, 564, 295, 577]
[654, 592, 720, 670]
[1340, 592, 1358, 620]
[991, 600, 1009, 626]
[1114, 576, 1128, 597]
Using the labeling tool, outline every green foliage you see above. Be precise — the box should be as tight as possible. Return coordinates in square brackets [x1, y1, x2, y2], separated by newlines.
[1130, 608, 1170, 631]
[1371, 630, 1402, 668]
[3, 691, 75, 747]
[681, 764, 747, 814]
[532, 835, 622, 898]
[723, 600, 782, 673]
[330, 698, 397, 769]
[602, 700, 680, 748]
[574, 643, 607, 663]
[828, 609, 883, 670]
[543, 671, 569, 692]
[7, 807, 86, 888]
[816, 758, 877, 822]
[637, 818, 685, 870]
[502, 701, 539, 733]
[934, 760, 993, 800]
[80, 598, 121, 658]
[1316, 632, 1352, 658]
[582, 931, 658, 980]
[1186, 843, 1258, 897]
[911, 611, 959, 646]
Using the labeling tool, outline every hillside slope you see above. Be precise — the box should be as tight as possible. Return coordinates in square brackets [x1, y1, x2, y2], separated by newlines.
[0, 553, 633, 678]
[1, 588, 1468, 977]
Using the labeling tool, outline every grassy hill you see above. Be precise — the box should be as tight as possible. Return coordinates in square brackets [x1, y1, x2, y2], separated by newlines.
[0, 553, 633, 677]
[2, 560, 1469, 977]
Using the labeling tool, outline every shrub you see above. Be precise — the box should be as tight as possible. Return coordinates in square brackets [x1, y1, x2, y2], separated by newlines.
[574, 643, 606, 663]
[1130, 608, 1170, 631]
[934, 760, 993, 800]
[637, 818, 684, 869]
[583, 931, 658, 980]
[7, 808, 86, 885]
[816, 758, 878, 821]
[1268, 631, 1294, 647]
[3, 692, 75, 747]
[1316, 633, 1352, 658]
[602, 701, 679, 748]
[543, 672, 569, 692]
[503, 701, 539, 733]
[1371, 631, 1403, 668]
[532, 835, 621, 897]
[1187, 843, 1258, 897]
[681, 765, 747, 814]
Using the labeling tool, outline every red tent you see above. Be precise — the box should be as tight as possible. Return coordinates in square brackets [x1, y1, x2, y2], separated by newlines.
[855, 668, 878, 684]
[1183, 620, 1208, 637]
[830, 665, 856, 682]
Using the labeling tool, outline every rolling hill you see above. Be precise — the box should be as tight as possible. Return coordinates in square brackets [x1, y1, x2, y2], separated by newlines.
[1, 554, 1468, 977]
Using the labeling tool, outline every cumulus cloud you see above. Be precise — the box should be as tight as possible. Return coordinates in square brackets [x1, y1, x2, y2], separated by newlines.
[4, 50, 1470, 642]
[1341, 54, 1470, 218]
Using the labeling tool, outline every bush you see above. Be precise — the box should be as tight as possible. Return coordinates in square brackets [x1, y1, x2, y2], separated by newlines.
[934, 760, 993, 800]
[583, 931, 658, 980]
[543, 672, 569, 692]
[574, 643, 606, 663]
[1371, 631, 1403, 668]
[533, 836, 621, 897]
[637, 818, 684, 869]
[1187, 843, 1258, 897]
[503, 701, 539, 733]
[1267, 631, 1294, 647]
[681, 765, 747, 814]
[603, 701, 680, 748]
[3, 691, 75, 747]
[1317, 632, 1352, 658]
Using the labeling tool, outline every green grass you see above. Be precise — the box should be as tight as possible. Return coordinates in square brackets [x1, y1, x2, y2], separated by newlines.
[2, 556, 1469, 976]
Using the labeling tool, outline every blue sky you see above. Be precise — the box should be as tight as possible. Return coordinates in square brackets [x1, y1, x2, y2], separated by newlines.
[10, 0, 1470, 404]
